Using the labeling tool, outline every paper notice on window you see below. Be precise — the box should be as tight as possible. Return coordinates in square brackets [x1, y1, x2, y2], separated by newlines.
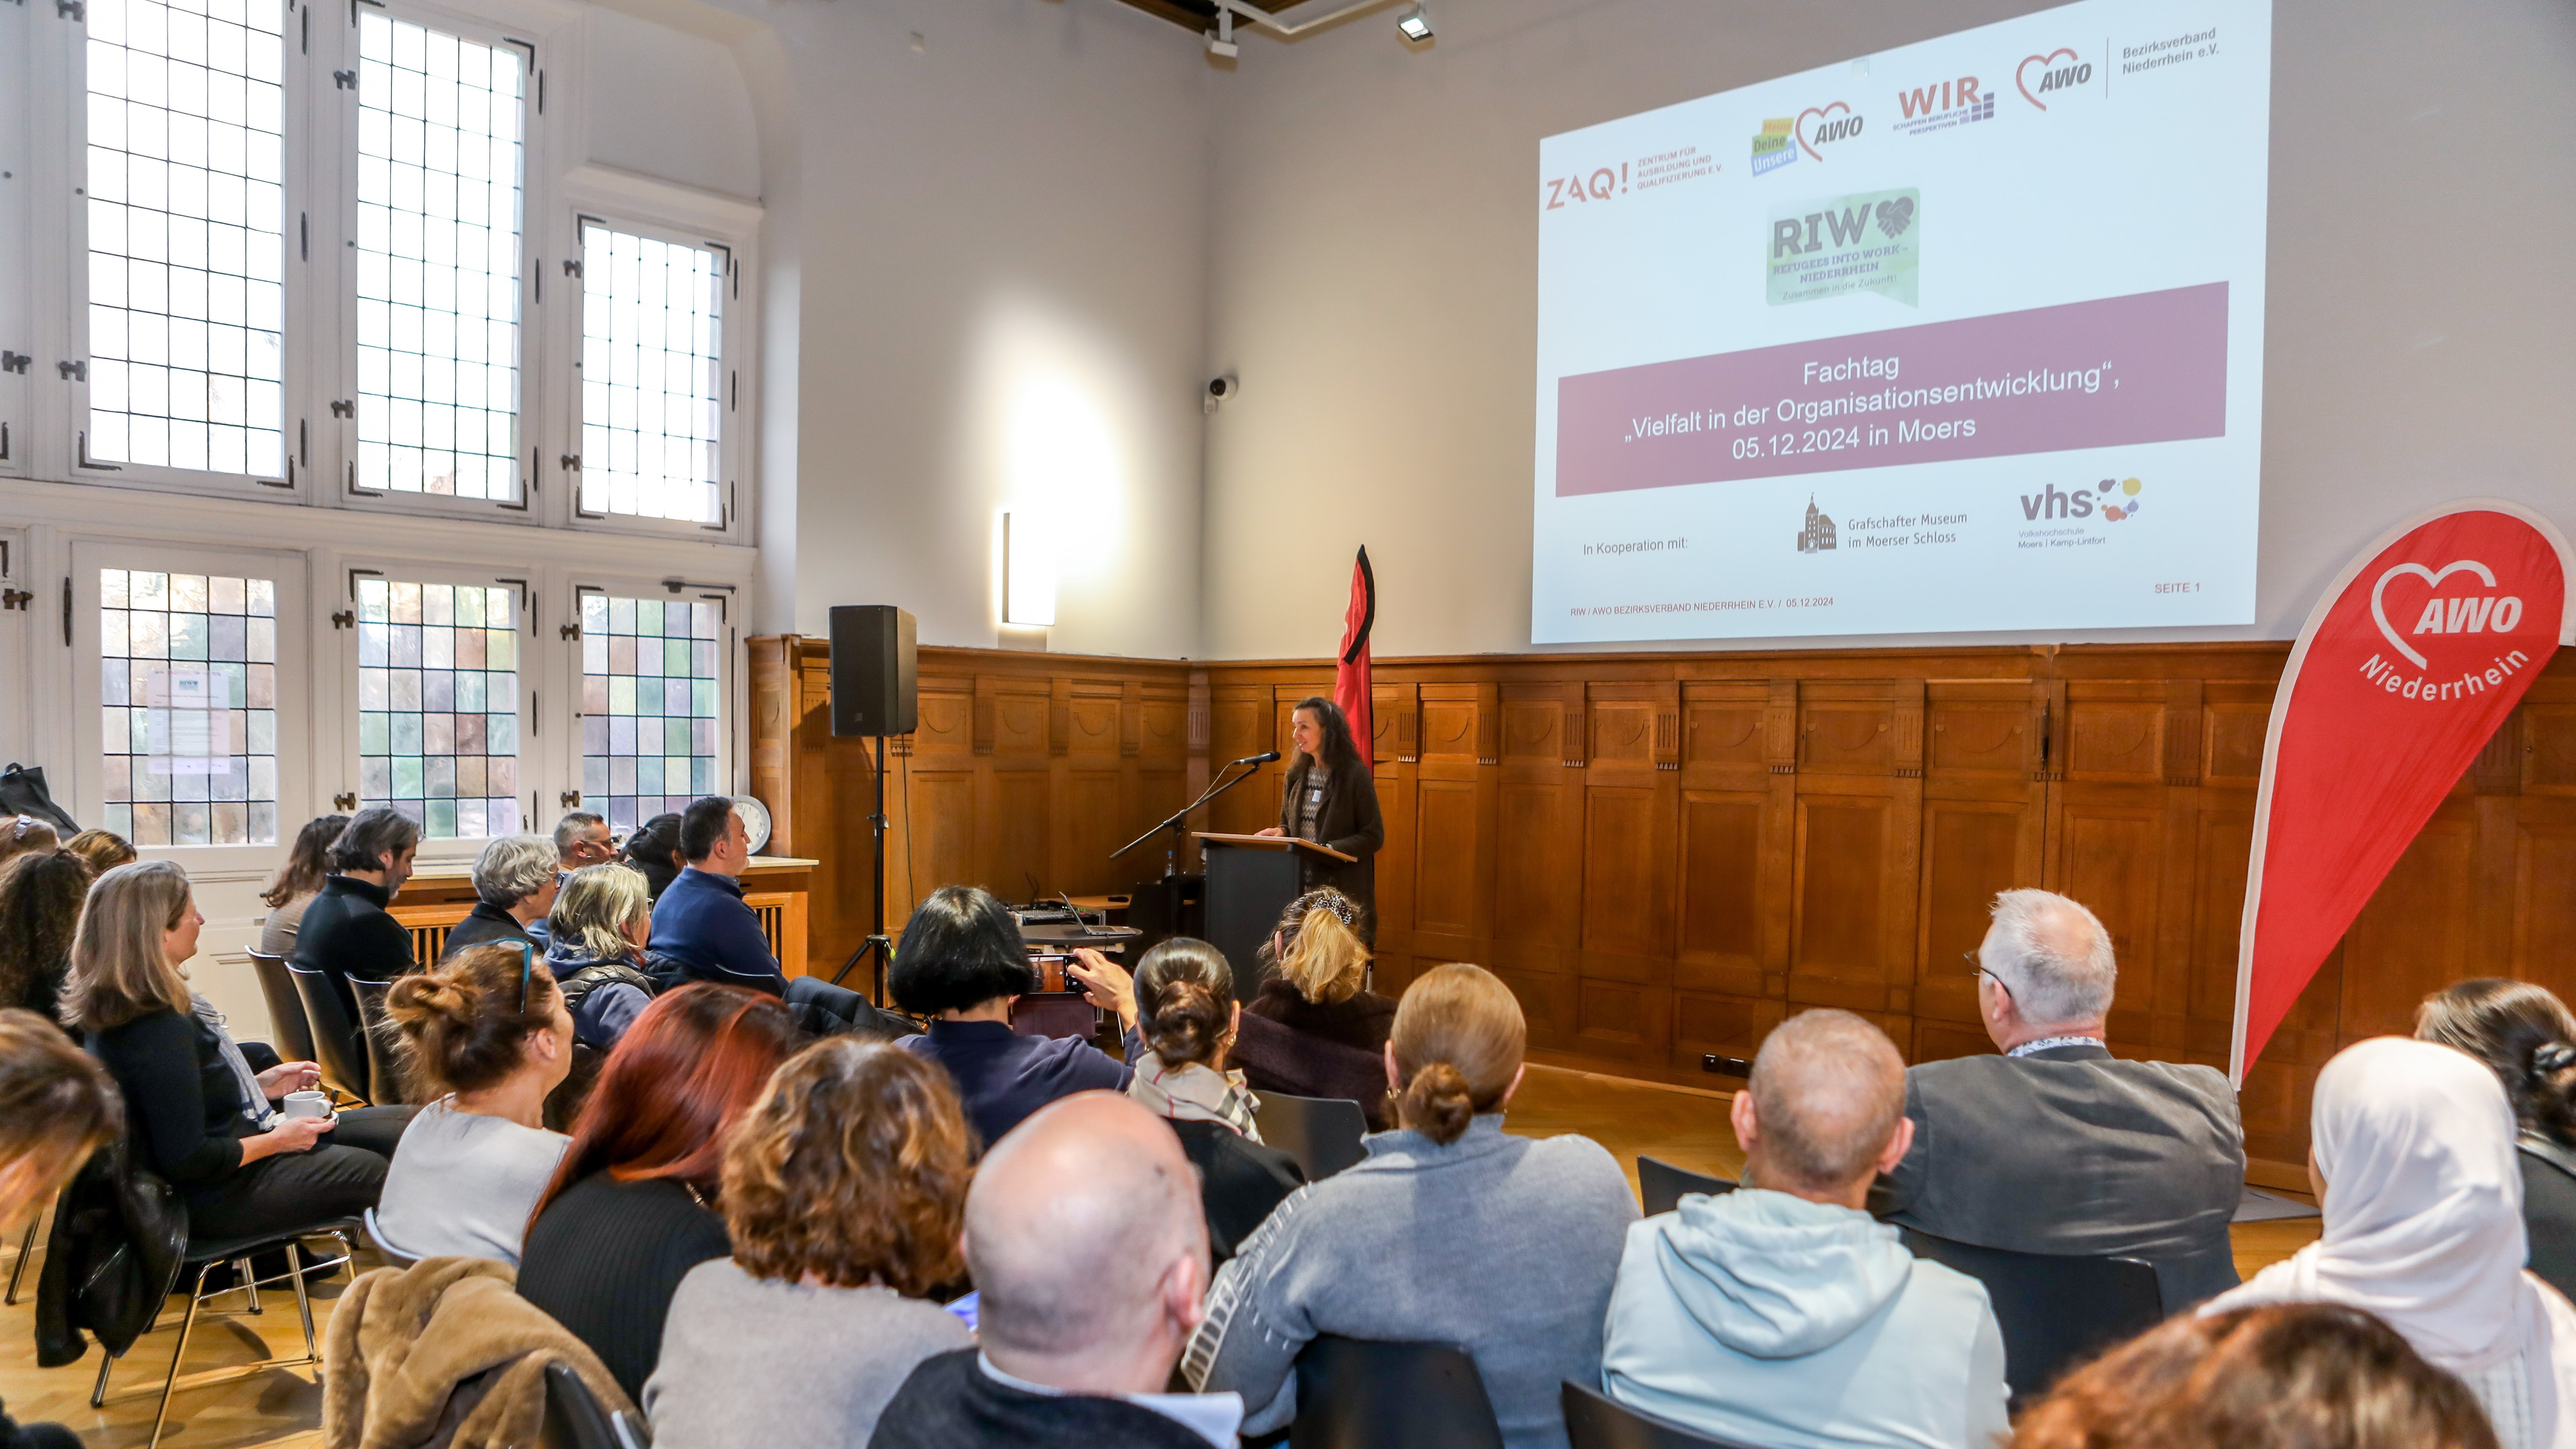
[146, 668, 232, 776]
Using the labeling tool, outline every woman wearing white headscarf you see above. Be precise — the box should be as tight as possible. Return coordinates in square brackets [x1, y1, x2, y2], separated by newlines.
[2204, 1036, 2576, 1449]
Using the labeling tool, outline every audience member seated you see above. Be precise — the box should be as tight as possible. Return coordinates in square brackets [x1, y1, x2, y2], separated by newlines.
[532, 810, 617, 950]
[0, 817, 59, 875]
[872, 1093, 1244, 1449]
[61, 829, 136, 875]
[541, 864, 666, 1050]
[625, 812, 685, 900]
[2014, 1302, 2501, 1449]
[295, 806, 423, 1024]
[1874, 888, 2244, 1307]
[1602, 1008, 2008, 1449]
[1120, 937, 1304, 1263]
[893, 884, 1133, 1148]
[1186, 963, 1637, 1449]
[2203, 1036, 2576, 1445]
[373, 943, 574, 1265]
[0, 1007, 124, 1449]
[1238, 888, 1398, 1126]
[516, 984, 799, 1402]
[438, 834, 559, 962]
[646, 1040, 976, 1448]
[256, 813, 349, 957]
[651, 795, 904, 1038]
[2418, 978, 2576, 1303]
[67, 862, 413, 1239]
[0, 851, 89, 1018]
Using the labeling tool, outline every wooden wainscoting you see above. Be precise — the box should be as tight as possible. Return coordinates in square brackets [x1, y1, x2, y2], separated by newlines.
[745, 637, 2576, 1180]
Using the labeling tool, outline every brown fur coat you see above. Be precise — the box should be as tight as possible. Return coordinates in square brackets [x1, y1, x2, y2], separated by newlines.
[321, 1257, 635, 1449]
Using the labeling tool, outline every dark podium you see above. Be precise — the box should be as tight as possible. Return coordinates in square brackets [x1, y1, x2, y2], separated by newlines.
[1195, 832, 1354, 1001]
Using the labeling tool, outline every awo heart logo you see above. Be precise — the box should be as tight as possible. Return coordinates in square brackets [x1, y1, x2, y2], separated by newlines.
[2369, 560, 2519, 670]
[2017, 48, 2080, 109]
[1874, 196, 1914, 239]
[1796, 102, 1858, 160]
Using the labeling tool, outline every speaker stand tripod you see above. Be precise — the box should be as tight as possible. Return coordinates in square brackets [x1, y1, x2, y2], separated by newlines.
[827, 733, 896, 1000]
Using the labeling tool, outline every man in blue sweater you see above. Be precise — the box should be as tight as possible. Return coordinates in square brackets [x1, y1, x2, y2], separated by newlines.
[650, 795, 907, 1038]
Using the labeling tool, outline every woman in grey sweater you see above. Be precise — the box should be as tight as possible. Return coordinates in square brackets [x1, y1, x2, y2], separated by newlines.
[643, 1039, 975, 1449]
[1184, 964, 1637, 1449]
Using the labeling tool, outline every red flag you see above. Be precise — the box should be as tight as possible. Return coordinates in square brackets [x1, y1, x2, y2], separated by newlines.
[2234, 500, 2575, 1083]
[1336, 549, 1376, 766]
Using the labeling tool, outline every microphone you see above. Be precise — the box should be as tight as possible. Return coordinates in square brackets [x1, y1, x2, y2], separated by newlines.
[1231, 750, 1283, 766]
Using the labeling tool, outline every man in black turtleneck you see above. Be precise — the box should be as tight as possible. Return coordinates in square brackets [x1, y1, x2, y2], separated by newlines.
[293, 806, 421, 1025]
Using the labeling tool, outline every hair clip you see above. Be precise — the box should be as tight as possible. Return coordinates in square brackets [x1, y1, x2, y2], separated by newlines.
[2534, 1042, 2576, 1078]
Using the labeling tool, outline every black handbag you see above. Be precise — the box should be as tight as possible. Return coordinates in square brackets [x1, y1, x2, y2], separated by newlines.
[0, 761, 80, 834]
[35, 1136, 187, 1368]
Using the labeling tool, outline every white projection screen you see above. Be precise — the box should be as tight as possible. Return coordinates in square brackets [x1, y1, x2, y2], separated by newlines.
[1532, 0, 2271, 644]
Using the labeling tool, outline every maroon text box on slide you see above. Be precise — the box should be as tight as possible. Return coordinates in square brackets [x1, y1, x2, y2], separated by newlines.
[1553, 281, 2230, 498]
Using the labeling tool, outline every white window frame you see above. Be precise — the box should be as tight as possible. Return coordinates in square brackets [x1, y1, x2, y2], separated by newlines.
[548, 167, 758, 543]
[561, 572, 735, 832]
[333, 554, 535, 856]
[0, 0, 37, 483]
[0, 531, 31, 761]
[68, 535, 312, 874]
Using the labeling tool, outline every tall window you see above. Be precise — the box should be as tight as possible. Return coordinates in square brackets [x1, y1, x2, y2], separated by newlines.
[83, 0, 288, 476]
[578, 223, 724, 524]
[580, 592, 720, 832]
[357, 577, 521, 837]
[353, 15, 524, 500]
[98, 567, 278, 844]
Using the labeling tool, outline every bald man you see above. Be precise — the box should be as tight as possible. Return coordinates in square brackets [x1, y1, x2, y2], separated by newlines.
[1602, 1010, 2009, 1449]
[1871, 888, 2245, 1308]
[870, 1093, 1245, 1449]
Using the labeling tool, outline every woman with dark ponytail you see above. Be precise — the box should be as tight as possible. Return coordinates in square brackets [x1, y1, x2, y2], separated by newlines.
[1125, 938, 1304, 1263]
[2416, 978, 2576, 1299]
[1186, 964, 1636, 1449]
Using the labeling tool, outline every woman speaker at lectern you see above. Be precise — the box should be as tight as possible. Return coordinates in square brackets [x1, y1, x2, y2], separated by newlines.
[1255, 696, 1384, 944]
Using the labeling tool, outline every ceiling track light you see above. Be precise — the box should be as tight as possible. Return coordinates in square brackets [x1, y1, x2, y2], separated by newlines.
[1395, 1, 1432, 42]
[1206, 8, 1238, 58]
[1195, 0, 1436, 58]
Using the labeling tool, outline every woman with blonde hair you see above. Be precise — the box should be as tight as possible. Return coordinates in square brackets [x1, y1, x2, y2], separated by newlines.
[644, 1040, 977, 1447]
[1189, 964, 1637, 1449]
[66, 862, 412, 1239]
[371, 943, 575, 1265]
[541, 863, 664, 1049]
[61, 829, 136, 875]
[1238, 888, 1398, 1126]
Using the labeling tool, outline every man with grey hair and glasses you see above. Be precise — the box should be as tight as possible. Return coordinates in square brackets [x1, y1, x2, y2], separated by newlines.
[1872, 888, 2245, 1308]
[438, 833, 561, 962]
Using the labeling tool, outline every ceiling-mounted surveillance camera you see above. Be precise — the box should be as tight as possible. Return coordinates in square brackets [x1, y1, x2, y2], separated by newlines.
[1395, 2, 1432, 43]
[1204, 374, 1241, 414]
[1207, 9, 1238, 58]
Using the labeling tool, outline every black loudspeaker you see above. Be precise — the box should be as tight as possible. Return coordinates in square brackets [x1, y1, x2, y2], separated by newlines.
[829, 605, 917, 737]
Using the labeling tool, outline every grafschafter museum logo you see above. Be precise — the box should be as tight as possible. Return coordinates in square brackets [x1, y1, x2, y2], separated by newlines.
[1797, 496, 1838, 552]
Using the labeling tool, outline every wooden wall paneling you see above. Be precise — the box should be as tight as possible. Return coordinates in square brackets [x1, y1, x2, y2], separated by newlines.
[1573, 681, 1677, 1064]
[900, 668, 981, 922]
[1369, 683, 1420, 993]
[2047, 679, 2180, 1059]
[1495, 682, 1582, 979]
[1911, 677, 2047, 1063]
[1412, 682, 1525, 1032]
[1788, 681, 1911, 1033]
[1054, 676, 1127, 896]
[1670, 679, 1780, 1068]
[1207, 684, 1275, 838]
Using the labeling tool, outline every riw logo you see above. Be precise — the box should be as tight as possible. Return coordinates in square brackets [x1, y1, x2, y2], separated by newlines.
[2017, 48, 2096, 109]
[2020, 477, 2143, 522]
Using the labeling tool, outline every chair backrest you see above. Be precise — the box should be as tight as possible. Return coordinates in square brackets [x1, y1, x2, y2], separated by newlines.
[1636, 1157, 1737, 1217]
[362, 1207, 420, 1269]
[245, 950, 316, 1065]
[1255, 1091, 1370, 1183]
[541, 1360, 650, 1449]
[1234, 1012, 1392, 1130]
[1561, 1380, 1765, 1449]
[347, 975, 409, 1105]
[1897, 1227, 2164, 1403]
[1290, 1336, 1503, 1449]
[286, 961, 373, 1105]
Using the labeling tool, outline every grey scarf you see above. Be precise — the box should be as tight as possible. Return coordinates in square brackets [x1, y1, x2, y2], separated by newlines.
[193, 993, 279, 1129]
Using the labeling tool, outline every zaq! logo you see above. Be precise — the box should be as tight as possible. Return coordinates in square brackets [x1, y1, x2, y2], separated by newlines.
[2361, 560, 2533, 701]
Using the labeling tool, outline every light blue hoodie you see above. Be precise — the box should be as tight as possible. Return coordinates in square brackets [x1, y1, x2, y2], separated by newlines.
[1600, 1188, 2011, 1449]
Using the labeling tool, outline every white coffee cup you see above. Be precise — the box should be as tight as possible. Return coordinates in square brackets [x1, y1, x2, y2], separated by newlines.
[282, 1090, 333, 1120]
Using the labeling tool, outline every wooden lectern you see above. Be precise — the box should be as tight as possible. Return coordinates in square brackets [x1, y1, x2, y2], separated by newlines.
[1195, 833, 1354, 1001]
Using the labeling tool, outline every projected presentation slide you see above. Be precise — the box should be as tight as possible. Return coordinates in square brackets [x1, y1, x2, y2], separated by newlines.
[1531, 0, 2270, 644]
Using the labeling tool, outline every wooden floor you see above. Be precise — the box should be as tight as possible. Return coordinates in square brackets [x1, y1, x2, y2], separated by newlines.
[1, 1064, 2320, 1449]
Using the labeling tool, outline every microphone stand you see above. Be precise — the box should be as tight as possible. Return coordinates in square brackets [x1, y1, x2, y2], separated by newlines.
[1112, 758, 1267, 880]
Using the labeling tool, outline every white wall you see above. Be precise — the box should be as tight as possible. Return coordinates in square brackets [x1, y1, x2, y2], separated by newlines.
[727, 0, 1216, 659]
[1198, 0, 2576, 659]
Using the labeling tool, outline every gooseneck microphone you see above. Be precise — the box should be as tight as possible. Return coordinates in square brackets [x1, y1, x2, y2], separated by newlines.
[1231, 750, 1283, 766]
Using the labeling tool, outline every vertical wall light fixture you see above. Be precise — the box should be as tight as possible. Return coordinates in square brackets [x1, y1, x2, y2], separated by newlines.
[1003, 512, 1058, 627]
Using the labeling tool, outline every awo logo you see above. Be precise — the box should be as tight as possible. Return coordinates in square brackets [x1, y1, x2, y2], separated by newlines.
[2364, 560, 2529, 688]
[2017, 48, 2097, 109]
[1796, 102, 1865, 159]
[2020, 477, 2144, 522]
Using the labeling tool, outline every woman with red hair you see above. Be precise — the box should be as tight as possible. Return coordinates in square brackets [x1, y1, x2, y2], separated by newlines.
[515, 983, 799, 1401]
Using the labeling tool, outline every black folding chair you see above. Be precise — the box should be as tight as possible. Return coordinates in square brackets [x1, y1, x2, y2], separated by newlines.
[1636, 1157, 1737, 1217]
[1288, 1335, 1503, 1449]
[1898, 1227, 2164, 1403]
[541, 1359, 651, 1449]
[90, 1215, 359, 1449]
[286, 959, 374, 1104]
[1562, 1380, 1766, 1449]
[1255, 1092, 1370, 1183]
[348, 974, 410, 1105]
[3, 1202, 40, 1306]
[246, 949, 317, 1066]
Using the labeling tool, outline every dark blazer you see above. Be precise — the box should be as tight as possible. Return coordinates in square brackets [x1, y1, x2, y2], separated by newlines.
[1233, 1001, 1396, 1130]
[294, 875, 415, 1024]
[901, 1020, 1133, 1151]
[518, 1173, 732, 1404]
[1872, 1042, 2245, 1310]
[438, 901, 533, 963]
[871, 1350, 1214, 1449]
[1276, 755, 1385, 941]
[86, 1008, 261, 1190]
[1168, 1117, 1306, 1264]
[2520, 1133, 2576, 1302]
